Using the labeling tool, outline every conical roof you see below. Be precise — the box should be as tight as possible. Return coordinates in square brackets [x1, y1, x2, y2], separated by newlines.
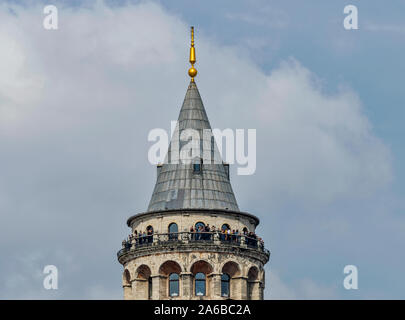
[147, 81, 239, 212]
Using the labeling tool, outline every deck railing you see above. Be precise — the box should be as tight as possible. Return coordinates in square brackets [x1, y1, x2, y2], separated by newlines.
[117, 231, 269, 258]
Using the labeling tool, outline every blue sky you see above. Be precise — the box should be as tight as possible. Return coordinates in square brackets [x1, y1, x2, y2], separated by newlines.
[162, 0, 405, 189]
[0, 0, 404, 299]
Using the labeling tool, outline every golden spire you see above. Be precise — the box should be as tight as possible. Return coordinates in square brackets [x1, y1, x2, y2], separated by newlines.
[188, 26, 197, 81]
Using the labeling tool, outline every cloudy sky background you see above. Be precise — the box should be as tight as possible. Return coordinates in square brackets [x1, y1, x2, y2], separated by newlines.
[0, 0, 404, 299]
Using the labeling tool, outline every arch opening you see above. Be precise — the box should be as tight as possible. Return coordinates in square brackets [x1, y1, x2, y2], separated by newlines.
[159, 261, 182, 298]
[190, 260, 213, 297]
[168, 223, 178, 240]
[190, 260, 213, 275]
[195, 221, 205, 230]
[123, 269, 131, 285]
[222, 261, 241, 278]
[247, 266, 259, 300]
[159, 260, 182, 276]
[136, 264, 151, 280]
[221, 261, 241, 299]
[247, 266, 259, 281]
[134, 265, 152, 300]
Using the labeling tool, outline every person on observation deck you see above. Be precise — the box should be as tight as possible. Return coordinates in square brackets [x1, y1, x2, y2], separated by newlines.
[205, 224, 211, 240]
[190, 226, 194, 241]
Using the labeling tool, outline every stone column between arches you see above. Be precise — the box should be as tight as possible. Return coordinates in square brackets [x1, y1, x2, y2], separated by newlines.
[208, 273, 221, 299]
[150, 274, 164, 300]
[123, 284, 132, 300]
[180, 272, 193, 299]
[132, 278, 148, 299]
[231, 276, 248, 299]
[247, 280, 262, 300]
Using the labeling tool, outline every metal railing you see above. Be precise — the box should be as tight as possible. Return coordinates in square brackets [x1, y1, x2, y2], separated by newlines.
[118, 231, 269, 258]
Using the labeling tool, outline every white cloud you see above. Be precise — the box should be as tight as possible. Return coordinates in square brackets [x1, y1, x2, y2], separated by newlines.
[0, 26, 44, 122]
[247, 59, 392, 206]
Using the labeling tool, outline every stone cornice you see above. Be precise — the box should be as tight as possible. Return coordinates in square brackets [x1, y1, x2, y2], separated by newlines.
[127, 208, 260, 228]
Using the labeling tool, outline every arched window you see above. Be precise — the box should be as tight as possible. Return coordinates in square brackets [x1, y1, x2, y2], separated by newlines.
[221, 273, 230, 297]
[193, 158, 202, 174]
[195, 222, 205, 241]
[123, 269, 131, 285]
[193, 163, 201, 173]
[247, 267, 259, 300]
[220, 224, 230, 241]
[195, 222, 205, 230]
[195, 272, 206, 296]
[168, 223, 178, 240]
[169, 273, 179, 297]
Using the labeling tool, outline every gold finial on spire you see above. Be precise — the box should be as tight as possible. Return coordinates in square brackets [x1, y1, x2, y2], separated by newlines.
[188, 26, 197, 81]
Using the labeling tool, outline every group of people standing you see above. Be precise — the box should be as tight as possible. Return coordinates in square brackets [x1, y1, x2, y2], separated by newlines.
[189, 224, 214, 240]
[122, 224, 264, 250]
[188, 225, 264, 248]
[219, 228, 263, 248]
[123, 229, 154, 249]
[219, 228, 241, 243]
[244, 230, 263, 248]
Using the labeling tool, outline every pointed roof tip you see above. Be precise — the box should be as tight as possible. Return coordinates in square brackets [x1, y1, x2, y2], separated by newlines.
[184, 80, 202, 100]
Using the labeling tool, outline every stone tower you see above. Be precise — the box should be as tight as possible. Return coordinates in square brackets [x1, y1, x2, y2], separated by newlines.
[117, 27, 270, 300]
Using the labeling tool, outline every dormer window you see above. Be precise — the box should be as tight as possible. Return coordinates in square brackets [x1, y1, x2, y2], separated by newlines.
[193, 158, 202, 174]
[223, 163, 230, 180]
[193, 163, 201, 173]
[156, 163, 162, 177]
